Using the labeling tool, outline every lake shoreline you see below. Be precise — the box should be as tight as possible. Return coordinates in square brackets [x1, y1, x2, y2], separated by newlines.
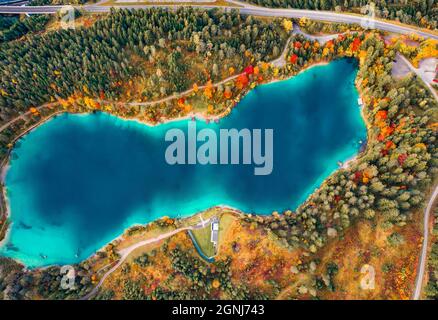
[295, 67, 370, 212]
[0, 59, 367, 269]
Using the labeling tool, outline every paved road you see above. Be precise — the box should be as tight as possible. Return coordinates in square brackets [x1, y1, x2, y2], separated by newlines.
[271, 35, 292, 68]
[414, 186, 438, 300]
[292, 23, 342, 44]
[81, 217, 213, 300]
[397, 53, 438, 102]
[0, 3, 437, 40]
[271, 24, 341, 68]
[0, 0, 29, 5]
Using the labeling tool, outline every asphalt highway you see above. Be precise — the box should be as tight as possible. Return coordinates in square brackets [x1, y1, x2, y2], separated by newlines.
[0, 3, 437, 40]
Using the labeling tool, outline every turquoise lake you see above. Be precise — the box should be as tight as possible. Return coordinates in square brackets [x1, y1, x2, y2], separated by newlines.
[0, 59, 366, 268]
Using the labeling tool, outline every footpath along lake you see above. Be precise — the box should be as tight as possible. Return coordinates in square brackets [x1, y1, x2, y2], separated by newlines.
[0, 59, 366, 267]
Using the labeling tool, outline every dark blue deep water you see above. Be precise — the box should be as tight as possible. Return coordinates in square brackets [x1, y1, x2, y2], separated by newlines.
[0, 59, 366, 267]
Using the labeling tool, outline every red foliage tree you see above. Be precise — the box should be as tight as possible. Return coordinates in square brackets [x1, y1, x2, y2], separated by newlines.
[398, 154, 408, 166]
[290, 54, 298, 64]
[385, 140, 395, 150]
[236, 74, 249, 89]
[354, 171, 363, 183]
[244, 65, 254, 75]
[352, 37, 361, 52]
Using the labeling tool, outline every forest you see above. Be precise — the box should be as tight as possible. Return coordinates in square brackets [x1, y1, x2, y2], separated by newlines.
[0, 8, 286, 121]
[0, 0, 86, 43]
[256, 32, 438, 262]
[0, 15, 50, 43]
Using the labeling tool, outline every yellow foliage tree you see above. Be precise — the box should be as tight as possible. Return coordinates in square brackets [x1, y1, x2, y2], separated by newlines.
[204, 81, 214, 99]
[282, 19, 293, 32]
[260, 62, 269, 72]
[212, 279, 220, 289]
[412, 39, 438, 67]
[358, 50, 367, 65]
[299, 17, 309, 27]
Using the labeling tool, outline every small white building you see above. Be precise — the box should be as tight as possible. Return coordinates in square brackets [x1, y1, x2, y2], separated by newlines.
[211, 218, 219, 249]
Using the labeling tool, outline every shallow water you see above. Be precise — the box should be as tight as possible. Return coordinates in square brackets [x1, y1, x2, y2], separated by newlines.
[0, 59, 366, 267]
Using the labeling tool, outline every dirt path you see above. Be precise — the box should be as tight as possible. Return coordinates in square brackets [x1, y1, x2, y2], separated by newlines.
[0, 25, 297, 131]
[0, 102, 58, 133]
[100, 74, 242, 107]
[81, 217, 213, 300]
